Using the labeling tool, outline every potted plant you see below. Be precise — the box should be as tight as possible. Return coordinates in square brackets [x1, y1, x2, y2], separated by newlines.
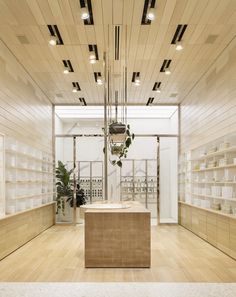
[66, 183, 87, 223]
[55, 161, 73, 221]
[110, 124, 135, 167]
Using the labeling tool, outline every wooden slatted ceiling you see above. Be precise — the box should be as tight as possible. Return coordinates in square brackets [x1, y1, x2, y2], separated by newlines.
[0, 0, 236, 105]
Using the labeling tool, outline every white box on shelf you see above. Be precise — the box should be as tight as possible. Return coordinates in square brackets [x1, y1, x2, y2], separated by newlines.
[6, 205, 16, 214]
[222, 186, 233, 198]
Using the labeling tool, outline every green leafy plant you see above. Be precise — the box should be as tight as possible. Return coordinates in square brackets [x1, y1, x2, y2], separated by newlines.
[109, 124, 135, 168]
[66, 183, 87, 207]
[55, 161, 73, 214]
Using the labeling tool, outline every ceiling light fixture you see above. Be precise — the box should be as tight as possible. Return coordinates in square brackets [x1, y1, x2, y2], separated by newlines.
[81, 7, 89, 20]
[165, 67, 171, 75]
[97, 77, 103, 85]
[90, 58, 96, 64]
[63, 67, 69, 74]
[72, 87, 78, 93]
[147, 7, 155, 21]
[175, 41, 183, 51]
[49, 35, 57, 46]
[89, 51, 96, 60]
[155, 88, 161, 93]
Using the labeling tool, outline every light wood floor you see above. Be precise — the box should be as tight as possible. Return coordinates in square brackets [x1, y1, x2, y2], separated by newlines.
[0, 224, 236, 282]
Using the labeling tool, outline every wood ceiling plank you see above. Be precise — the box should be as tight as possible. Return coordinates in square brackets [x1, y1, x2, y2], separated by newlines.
[112, 0, 123, 25]
[4, 0, 37, 25]
[0, 0, 19, 25]
[36, 0, 56, 24]
[58, 0, 75, 25]
[26, 0, 46, 25]
[68, 0, 84, 25]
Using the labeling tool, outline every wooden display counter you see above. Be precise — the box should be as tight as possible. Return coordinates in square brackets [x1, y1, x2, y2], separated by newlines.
[179, 201, 236, 259]
[85, 202, 151, 268]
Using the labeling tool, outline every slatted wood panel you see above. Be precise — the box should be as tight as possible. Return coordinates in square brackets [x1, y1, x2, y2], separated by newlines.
[0, 39, 52, 152]
[179, 202, 236, 260]
[1, 0, 236, 105]
[0, 203, 55, 260]
[180, 37, 236, 151]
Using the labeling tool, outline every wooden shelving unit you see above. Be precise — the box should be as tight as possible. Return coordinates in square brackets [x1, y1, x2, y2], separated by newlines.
[178, 133, 236, 259]
[2, 136, 55, 216]
[179, 132, 236, 216]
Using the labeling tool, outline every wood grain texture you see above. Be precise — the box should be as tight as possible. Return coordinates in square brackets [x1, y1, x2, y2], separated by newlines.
[85, 211, 150, 268]
[0, 223, 235, 282]
[180, 36, 236, 151]
[179, 202, 236, 260]
[0, 203, 55, 260]
[1, 0, 236, 104]
[0, 39, 52, 152]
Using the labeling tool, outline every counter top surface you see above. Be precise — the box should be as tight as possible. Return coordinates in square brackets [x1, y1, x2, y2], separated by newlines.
[84, 201, 150, 214]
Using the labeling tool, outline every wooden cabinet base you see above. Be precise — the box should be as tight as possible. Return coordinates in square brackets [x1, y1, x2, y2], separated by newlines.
[179, 202, 236, 260]
[85, 208, 151, 268]
[0, 203, 55, 260]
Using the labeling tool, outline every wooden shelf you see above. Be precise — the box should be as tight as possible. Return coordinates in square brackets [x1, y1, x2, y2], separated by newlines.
[192, 163, 236, 172]
[0, 202, 56, 221]
[8, 192, 55, 200]
[6, 166, 53, 174]
[179, 201, 236, 219]
[5, 149, 53, 164]
[192, 181, 236, 184]
[191, 192, 236, 201]
[191, 145, 236, 161]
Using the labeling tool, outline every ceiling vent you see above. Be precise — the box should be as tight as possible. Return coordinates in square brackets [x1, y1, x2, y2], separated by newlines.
[55, 93, 63, 98]
[16, 35, 29, 44]
[171, 24, 188, 44]
[114, 26, 120, 60]
[141, 0, 156, 25]
[79, 98, 87, 106]
[160, 60, 171, 72]
[152, 82, 161, 91]
[146, 97, 154, 106]
[88, 44, 99, 60]
[79, 0, 94, 25]
[205, 34, 219, 44]
[132, 72, 140, 82]
[94, 72, 102, 83]
[62, 60, 74, 72]
[72, 82, 81, 91]
[47, 25, 64, 45]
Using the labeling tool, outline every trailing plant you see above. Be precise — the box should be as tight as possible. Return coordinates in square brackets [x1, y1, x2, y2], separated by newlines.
[104, 123, 135, 168]
[55, 160, 73, 214]
[66, 183, 87, 207]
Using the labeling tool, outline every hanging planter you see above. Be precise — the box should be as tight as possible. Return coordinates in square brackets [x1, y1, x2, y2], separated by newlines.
[109, 124, 135, 167]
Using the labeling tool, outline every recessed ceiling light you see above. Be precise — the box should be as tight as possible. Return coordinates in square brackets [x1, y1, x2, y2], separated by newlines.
[49, 35, 57, 46]
[90, 58, 96, 64]
[147, 8, 155, 21]
[63, 67, 69, 74]
[89, 52, 96, 60]
[134, 81, 140, 86]
[155, 88, 161, 93]
[165, 68, 171, 75]
[175, 41, 183, 51]
[72, 87, 78, 93]
[81, 7, 89, 20]
[97, 78, 103, 85]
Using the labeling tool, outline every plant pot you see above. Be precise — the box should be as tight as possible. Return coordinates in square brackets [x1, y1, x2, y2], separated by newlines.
[57, 196, 73, 223]
[76, 207, 84, 224]
[109, 123, 126, 134]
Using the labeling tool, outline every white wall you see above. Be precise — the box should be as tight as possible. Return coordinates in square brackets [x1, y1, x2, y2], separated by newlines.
[159, 137, 178, 223]
[55, 112, 178, 207]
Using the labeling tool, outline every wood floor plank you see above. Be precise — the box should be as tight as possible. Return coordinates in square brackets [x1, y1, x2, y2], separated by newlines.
[0, 224, 235, 282]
